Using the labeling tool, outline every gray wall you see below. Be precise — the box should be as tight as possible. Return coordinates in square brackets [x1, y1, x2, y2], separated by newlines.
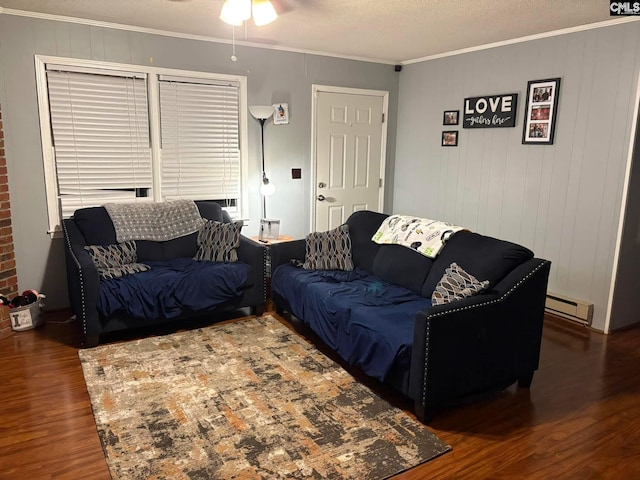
[394, 23, 640, 332]
[0, 14, 399, 309]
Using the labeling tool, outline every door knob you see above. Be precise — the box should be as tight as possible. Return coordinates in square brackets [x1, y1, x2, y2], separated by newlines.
[317, 194, 326, 201]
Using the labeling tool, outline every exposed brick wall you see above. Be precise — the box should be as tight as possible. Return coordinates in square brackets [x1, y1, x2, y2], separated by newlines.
[0, 103, 18, 340]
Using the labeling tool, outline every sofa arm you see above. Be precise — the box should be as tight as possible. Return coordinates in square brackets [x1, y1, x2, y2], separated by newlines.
[270, 239, 305, 271]
[62, 219, 101, 344]
[409, 258, 551, 422]
[236, 235, 267, 306]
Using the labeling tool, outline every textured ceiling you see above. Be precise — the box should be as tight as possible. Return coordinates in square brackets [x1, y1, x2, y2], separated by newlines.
[0, 0, 631, 63]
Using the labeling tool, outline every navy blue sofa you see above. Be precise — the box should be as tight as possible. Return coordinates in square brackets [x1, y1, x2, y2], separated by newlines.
[270, 210, 551, 423]
[63, 201, 266, 347]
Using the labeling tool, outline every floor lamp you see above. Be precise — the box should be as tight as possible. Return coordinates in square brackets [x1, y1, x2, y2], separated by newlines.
[249, 105, 278, 240]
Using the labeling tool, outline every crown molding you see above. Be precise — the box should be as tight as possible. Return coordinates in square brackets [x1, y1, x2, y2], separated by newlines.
[3, 7, 638, 66]
[0, 8, 396, 65]
[402, 17, 640, 65]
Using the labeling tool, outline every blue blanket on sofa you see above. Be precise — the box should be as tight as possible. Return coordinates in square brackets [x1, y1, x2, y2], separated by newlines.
[97, 257, 250, 319]
[271, 264, 433, 381]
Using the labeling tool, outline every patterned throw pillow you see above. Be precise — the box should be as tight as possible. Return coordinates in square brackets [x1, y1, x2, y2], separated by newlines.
[303, 224, 354, 271]
[84, 241, 150, 279]
[431, 262, 489, 305]
[97, 263, 151, 280]
[194, 221, 243, 262]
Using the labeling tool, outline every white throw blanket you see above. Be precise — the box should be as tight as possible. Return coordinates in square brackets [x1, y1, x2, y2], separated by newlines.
[372, 214, 466, 258]
[104, 200, 205, 242]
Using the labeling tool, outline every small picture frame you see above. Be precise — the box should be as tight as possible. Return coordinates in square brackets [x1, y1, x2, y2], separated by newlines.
[273, 103, 289, 125]
[443, 110, 459, 125]
[522, 78, 561, 145]
[442, 130, 458, 147]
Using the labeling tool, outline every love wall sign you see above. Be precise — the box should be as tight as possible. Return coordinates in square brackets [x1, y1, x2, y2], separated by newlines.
[463, 93, 518, 128]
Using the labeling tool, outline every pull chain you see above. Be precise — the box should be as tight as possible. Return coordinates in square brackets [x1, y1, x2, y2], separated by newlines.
[231, 26, 237, 62]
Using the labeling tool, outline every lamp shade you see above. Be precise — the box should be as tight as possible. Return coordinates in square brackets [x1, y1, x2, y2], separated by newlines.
[249, 105, 274, 120]
[260, 179, 276, 196]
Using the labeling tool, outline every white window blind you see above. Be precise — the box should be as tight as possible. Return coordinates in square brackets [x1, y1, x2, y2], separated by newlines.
[46, 69, 152, 219]
[159, 78, 240, 204]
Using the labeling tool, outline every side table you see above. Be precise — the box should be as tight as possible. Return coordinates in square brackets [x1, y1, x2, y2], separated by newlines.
[250, 235, 294, 312]
[250, 235, 295, 246]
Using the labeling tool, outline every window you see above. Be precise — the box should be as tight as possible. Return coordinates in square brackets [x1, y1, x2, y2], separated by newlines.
[46, 67, 153, 219]
[35, 56, 248, 235]
[159, 76, 240, 202]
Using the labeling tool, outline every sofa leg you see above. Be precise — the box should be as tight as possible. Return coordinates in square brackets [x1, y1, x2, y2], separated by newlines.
[82, 334, 99, 348]
[414, 401, 434, 424]
[518, 371, 534, 388]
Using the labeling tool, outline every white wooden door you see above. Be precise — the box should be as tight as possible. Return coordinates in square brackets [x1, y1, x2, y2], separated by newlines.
[314, 89, 386, 231]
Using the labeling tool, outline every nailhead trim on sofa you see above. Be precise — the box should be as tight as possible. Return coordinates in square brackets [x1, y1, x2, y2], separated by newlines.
[62, 220, 88, 337]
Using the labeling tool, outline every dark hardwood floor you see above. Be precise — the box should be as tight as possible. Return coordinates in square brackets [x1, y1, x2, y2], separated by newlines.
[1, 310, 639, 479]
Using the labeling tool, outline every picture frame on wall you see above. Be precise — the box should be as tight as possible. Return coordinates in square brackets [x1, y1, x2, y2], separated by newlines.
[443, 110, 459, 125]
[442, 130, 458, 147]
[273, 103, 289, 125]
[522, 78, 561, 145]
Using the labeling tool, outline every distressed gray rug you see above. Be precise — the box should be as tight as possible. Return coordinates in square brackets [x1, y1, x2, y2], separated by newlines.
[79, 316, 450, 479]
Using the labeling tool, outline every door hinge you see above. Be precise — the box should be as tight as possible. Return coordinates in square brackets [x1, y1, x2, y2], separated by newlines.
[379, 178, 383, 188]
[382, 113, 385, 123]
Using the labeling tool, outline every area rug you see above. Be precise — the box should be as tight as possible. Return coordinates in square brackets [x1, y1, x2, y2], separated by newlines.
[79, 316, 450, 479]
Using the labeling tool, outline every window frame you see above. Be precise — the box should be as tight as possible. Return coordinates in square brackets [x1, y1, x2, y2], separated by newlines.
[35, 55, 249, 237]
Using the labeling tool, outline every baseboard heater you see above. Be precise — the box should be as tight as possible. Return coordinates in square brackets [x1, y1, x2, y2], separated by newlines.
[545, 292, 593, 326]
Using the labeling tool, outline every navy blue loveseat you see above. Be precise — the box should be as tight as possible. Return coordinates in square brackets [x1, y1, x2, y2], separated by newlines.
[63, 201, 266, 347]
[270, 210, 551, 423]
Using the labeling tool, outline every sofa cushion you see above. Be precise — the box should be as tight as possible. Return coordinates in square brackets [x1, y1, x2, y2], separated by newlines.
[272, 265, 368, 351]
[74, 207, 117, 245]
[135, 240, 163, 262]
[104, 200, 205, 243]
[97, 257, 250, 319]
[196, 201, 225, 222]
[73, 201, 224, 249]
[303, 224, 354, 271]
[271, 264, 432, 382]
[194, 221, 243, 262]
[431, 262, 489, 305]
[137, 201, 226, 261]
[84, 241, 150, 279]
[137, 232, 201, 262]
[422, 231, 534, 297]
[372, 244, 433, 293]
[133, 203, 224, 261]
[347, 300, 432, 380]
[345, 210, 388, 272]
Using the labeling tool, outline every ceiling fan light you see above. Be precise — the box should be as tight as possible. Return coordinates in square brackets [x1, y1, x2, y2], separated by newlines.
[220, 0, 251, 26]
[252, 0, 278, 26]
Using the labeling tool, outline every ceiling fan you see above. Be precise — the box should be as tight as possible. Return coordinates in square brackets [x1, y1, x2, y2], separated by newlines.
[219, 0, 278, 27]
[219, 0, 279, 61]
